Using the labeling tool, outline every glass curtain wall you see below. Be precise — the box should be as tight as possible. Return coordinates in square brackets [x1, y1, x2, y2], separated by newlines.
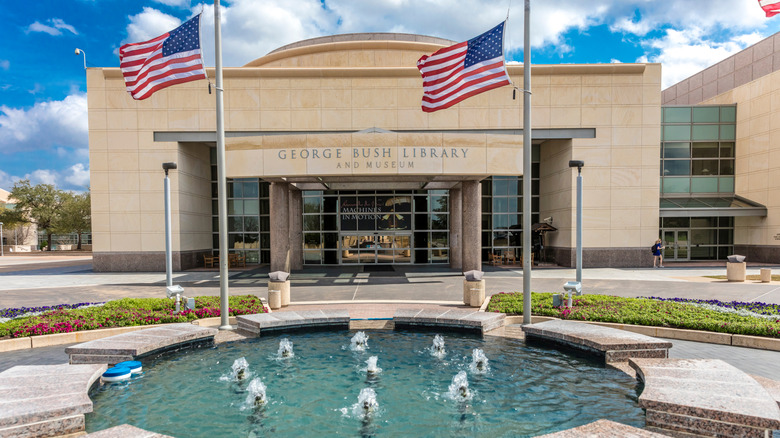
[659, 105, 737, 260]
[661, 106, 736, 194]
[210, 149, 270, 264]
[481, 144, 540, 262]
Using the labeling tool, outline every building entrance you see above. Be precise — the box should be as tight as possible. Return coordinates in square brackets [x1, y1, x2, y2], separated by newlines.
[340, 233, 412, 264]
[662, 229, 690, 261]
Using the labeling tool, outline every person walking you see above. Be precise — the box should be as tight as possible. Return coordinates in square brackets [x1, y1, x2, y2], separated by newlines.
[652, 239, 665, 268]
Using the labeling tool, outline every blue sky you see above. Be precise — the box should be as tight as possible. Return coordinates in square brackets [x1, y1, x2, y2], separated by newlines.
[1, 0, 779, 192]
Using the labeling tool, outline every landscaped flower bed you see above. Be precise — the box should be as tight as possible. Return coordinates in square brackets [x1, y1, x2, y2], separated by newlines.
[487, 292, 780, 338]
[0, 295, 265, 339]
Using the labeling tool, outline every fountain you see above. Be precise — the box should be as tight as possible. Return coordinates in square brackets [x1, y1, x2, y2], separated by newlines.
[277, 338, 294, 359]
[469, 348, 489, 374]
[448, 371, 471, 401]
[245, 378, 267, 408]
[430, 334, 446, 357]
[350, 331, 369, 351]
[364, 356, 381, 376]
[226, 357, 249, 381]
[88, 330, 645, 437]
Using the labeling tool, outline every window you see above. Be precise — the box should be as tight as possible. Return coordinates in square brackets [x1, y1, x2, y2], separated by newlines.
[661, 105, 737, 195]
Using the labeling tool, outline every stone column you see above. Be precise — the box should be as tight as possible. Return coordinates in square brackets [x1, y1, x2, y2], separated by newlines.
[449, 187, 463, 270]
[270, 182, 290, 272]
[461, 180, 481, 272]
[288, 186, 303, 271]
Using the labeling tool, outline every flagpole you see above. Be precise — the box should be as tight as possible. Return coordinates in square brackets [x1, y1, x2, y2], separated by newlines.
[522, 0, 532, 325]
[214, 0, 231, 330]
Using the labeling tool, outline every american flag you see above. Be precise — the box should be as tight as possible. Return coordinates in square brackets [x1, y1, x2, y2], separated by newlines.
[417, 22, 512, 112]
[760, 0, 780, 17]
[119, 14, 207, 100]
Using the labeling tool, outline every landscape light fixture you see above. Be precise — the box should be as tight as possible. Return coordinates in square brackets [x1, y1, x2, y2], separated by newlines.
[162, 162, 177, 175]
[74, 48, 86, 69]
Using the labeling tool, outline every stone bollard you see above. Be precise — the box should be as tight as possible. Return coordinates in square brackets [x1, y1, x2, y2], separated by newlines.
[268, 290, 282, 310]
[463, 270, 485, 307]
[760, 268, 772, 283]
[726, 262, 746, 282]
[467, 281, 485, 307]
[269, 271, 291, 307]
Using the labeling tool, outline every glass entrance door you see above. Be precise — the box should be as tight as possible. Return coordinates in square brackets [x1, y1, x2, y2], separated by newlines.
[340, 233, 412, 264]
[662, 230, 689, 261]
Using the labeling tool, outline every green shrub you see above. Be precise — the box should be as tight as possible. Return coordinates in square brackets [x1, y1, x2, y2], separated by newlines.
[487, 292, 780, 338]
[0, 295, 265, 338]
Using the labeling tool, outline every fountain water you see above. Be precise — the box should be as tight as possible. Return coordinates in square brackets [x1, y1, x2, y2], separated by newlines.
[448, 371, 471, 401]
[430, 334, 446, 357]
[277, 338, 294, 359]
[364, 356, 381, 376]
[469, 349, 489, 374]
[225, 357, 249, 381]
[88, 331, 646, 437]
[245, 378, 267, 408]
[350, 331, 369, 351]
[355, 387, 378, 417]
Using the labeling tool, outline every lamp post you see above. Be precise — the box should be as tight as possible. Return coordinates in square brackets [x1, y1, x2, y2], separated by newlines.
[74, 48, 86, 69]
[569, 160, 584, 283]
[0, 222, 4, 257]
[162, 162, 185, 312]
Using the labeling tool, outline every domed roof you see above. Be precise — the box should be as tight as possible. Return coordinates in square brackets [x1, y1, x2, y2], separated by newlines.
[243, 33, 455, 68]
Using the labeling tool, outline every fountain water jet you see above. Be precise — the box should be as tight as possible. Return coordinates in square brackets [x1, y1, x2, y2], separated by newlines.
[350, 331, 369, 351]
[364, 356, 381, 376]
[430, 334, 446, 357]
[469, 349, 489, 374]
[355, 387, 378, 416]
[245, 378, 267, 408]
[277, 339, 294, 359]
[228, 357, 249, 381]
[448, 371, 471, 401]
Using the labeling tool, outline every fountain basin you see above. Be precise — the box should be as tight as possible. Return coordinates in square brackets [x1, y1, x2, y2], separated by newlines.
[86, 330, 644, 437]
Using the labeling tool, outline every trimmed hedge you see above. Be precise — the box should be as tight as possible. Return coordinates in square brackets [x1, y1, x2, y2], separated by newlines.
[487, 292, 780, 338]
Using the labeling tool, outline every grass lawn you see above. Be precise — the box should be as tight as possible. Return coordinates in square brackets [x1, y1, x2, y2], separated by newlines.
[487, 292, 780, 338]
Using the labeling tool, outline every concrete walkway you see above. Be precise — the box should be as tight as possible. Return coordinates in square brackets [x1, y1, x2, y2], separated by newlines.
[1, 254, 780, 381]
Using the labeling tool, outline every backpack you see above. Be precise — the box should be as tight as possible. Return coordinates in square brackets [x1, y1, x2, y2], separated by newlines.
[650, 244, 656, 253]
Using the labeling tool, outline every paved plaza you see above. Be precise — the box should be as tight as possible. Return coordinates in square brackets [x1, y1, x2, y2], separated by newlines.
[1, 254, 780, 380]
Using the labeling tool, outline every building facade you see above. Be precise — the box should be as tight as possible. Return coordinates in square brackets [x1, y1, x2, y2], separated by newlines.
[86, 32, 775, 272]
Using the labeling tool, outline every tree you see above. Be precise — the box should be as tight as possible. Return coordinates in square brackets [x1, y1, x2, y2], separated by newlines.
[9, 180, 65, 251]
[0, 200, 28, 231]
[53, 191, 91, 250]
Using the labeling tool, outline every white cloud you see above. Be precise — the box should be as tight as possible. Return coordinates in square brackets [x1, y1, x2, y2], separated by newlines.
[639, 28, 765, 88]
[0, 170, 21, 191]
[26, 18, 78, 36]
[0, 93, 88, 154]
[27, 170, 58, 186]
[64, 163, 90, 189]
[154, 0, 191, 7]
[124, 7, 182, 43]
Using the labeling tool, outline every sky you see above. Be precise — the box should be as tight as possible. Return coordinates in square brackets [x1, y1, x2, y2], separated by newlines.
[1, 0, 779, 192]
